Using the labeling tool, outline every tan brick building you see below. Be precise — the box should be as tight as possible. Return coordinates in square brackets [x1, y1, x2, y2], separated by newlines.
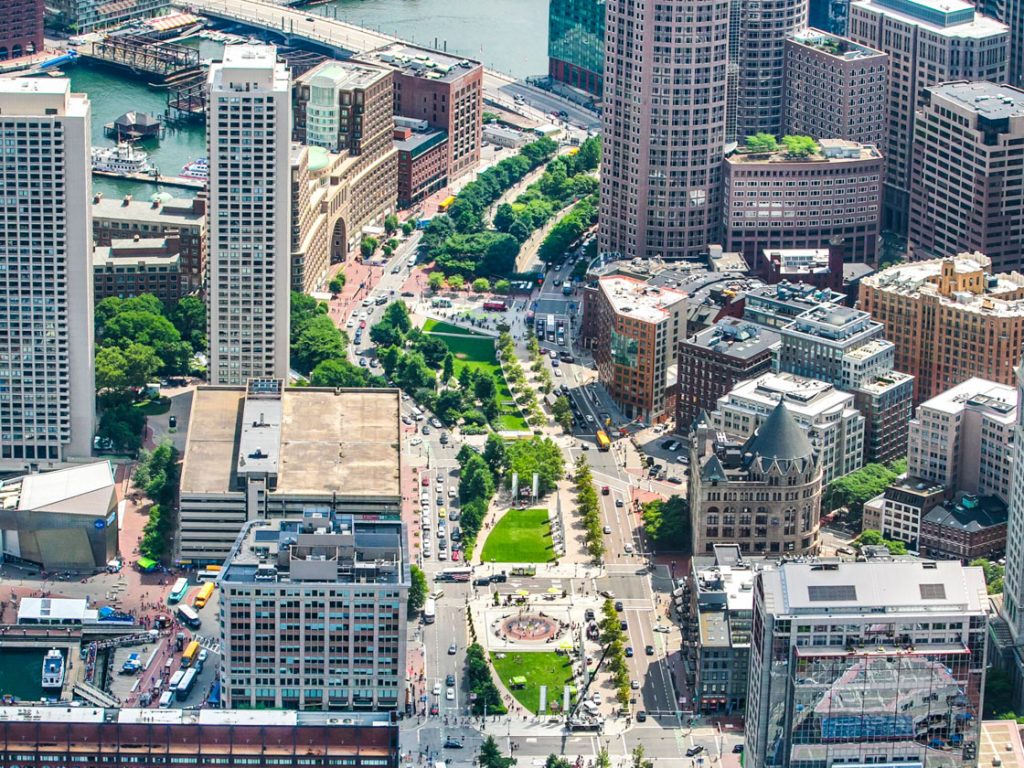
[858, 252, 1024, 403]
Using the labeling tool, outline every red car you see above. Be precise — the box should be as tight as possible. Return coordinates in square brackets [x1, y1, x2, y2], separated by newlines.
[451, 550, 460, 562]
[602, 486, 610, 495]
[422, 476, 430, 487]
[359, 320, 367, 329]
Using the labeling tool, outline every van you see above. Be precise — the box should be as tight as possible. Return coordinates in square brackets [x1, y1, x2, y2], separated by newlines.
[159, 691, 173, 708]
[431, 589, 445, 600]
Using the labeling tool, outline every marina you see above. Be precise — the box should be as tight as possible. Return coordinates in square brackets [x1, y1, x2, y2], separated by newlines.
[91, 169, 206, 189]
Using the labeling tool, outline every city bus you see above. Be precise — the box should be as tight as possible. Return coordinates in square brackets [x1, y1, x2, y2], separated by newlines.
[176, 668, 197, 701]
[482, 301, 507, 312]
[438, 195, 456, 213]
[423, 598, 436, 624]
[193, 582, 215, 608]
[168, 670, 184, 692]
[181, 640, 200, 667]
[439, 567, 473, 583]
[168, 578, 189, 604]
[596, 429, 611, 452]
[176, 605, 201, 629]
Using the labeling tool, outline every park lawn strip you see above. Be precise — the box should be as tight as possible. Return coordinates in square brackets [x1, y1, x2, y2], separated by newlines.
[480, 508, 554, 563]
[491, 651, 576, 715]
[422, 319, 490, 338]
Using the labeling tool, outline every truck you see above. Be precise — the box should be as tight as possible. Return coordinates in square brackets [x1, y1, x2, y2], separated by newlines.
[423, 598, 436, 624]
[121, 653, 142, 675]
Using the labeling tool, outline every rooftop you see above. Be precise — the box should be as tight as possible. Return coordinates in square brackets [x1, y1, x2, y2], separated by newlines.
[929, 80, 1024, 119]
[91, 194, 205, 226]
[744, 281, 847, 326]
[210, 45, 289, 94]
[761, 559, 987, 614]
[917, 377, 1016, 418]
[180, 385, 401, 500]
[923, 492, 1008, 532]
[980, 721, 1024, 768]
[728, 139, 881, 164]
[17, 598, 91, 624]
[299, 60, 389, 90]
[394, 128, 448, 154]
[0, 462, 115, 517]
[359, 43, 481, 83]
[725, 372, 856, 418]
[783, 302, 883, 344]
[788, 28, 888, 60]
[766, 248, 833, 275]
[685, 319, 780, 360]
[598, 275, 686, 324]
[853, 0, 1008, 36]
[0, 706, 391, 728]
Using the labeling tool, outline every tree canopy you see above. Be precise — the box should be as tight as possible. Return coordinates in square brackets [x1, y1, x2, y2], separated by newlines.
[504, 436, 565, 496]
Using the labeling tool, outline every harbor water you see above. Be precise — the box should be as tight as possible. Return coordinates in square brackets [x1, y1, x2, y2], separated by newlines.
[0, 647, 57, 702]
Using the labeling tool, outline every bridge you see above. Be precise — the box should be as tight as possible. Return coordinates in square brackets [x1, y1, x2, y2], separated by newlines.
[78, 34, 202, 81]
[173, 0, 601, 131]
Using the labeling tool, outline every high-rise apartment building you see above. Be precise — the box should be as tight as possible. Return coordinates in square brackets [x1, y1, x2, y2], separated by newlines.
[0, 79, 94, 471]
[999, 366, 1024, 656]
[858, 252, 1024, 403]
[207, 46, 291, 386]
[599, 0, 729, 260]
[732, 0, 809, 139]
[590, 276, 685, 424]
[722, 139, 883, 267]
[910, 81, 1024, 273]
[907, 377, 1016, 502]
[848, 0, 1008, 232]
[783, 29, 889, 149]
[219, 513, 408, 711]
[689, 404, 823, 556]
[548, 0, 605, 97]
[975, 0, 1024, 87]
[710, 372, 865, 483]
[746, 559, 987, 768]
[676, 319, 779, 432]
[0, 0, 43, 60]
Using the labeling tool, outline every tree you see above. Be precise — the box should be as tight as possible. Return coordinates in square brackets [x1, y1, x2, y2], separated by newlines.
[781, 134, 818, 157]
[402, 221, 416, 236]
[855, 529, 908, 555]
[122, 342, 162, 389]
[631, 746, 652, 768]
[545, 757, 572, 768]
[384, 213, 399, 235]
[428, 271, 446, 292]
[504, 437, 565, 496]
[95, 347, 130, 392]
[408, 564, 428, 613]
[825, 462, 903, 522]
[360, 236, 379, 259]
[744, 132, 779, 153]
[552, 396, 573, 433]
[465, 645, 507, 716]
[292, 315, 347, 375]
[478, 735, 516, 768]
[494, 279, 511, 294]
[472, 277, 491, 293]
[309, 359, 370, 388]
[493, 203, 516, 232]
[971, 558, 1005, 594]
[329, 273, 346, 295]
[483, 432, 508, 476]
[168, 295, 207, 352]
[595, 748, 611, 768]
[642, 496, 690, 550]
[100, 309, 190, 375]
[442, 353, 455, 384]
[508, 219, 531, 244]
[97, 403, 145, 454]
[448, 274, 466, 290]
[483, 111, 499, 124]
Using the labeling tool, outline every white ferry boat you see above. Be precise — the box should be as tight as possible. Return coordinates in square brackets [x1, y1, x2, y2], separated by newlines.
[181, 157, 208, 179]
[41, 649, 65, 690]
[91, 143, 153, 175]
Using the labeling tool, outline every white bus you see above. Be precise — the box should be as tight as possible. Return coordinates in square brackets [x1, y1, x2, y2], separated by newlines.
[423, 598, 436, 624]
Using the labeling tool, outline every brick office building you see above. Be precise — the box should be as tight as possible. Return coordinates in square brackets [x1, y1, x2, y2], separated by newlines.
[0, 0, 43, 60]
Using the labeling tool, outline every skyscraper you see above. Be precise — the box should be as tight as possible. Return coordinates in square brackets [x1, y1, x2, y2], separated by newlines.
[732, 0, 809, 140]
[599, 0, 729, 260]
[0, 79, 94, 472]
[548, 0, 606, 97]
[207, 45, 291, 386]
[1000, 365, 1024, 643]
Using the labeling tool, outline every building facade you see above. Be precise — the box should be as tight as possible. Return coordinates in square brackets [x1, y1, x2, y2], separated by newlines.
[919, 492, 1008, 560]
[590, 276, 685, 424]
[0, 79, 94, 472]
[0, 0, 43, 60]
[207, 46, 291, 386]
[548, 0, 605, 97]
[848, 0, 1008, 232]
[48, 0, 169, 33]
[998, 366, 1024, 650]
[906, 377, 1016, 502]
[783, 29, 889, 149]
[746, 559, 987, 768]
[219, 513, 408, 711]
[722, 140, 883, 268]
[732, 0, 809, 139]
[710, 372, 865, 483]
[599, 0, 729, 260]
[676, 319, 779, 433]
[689, 404, 823, 555]
[395, 127, 448, 208]
[93, 236, 183, 302]
[869, 474, 945, 547]
[858, 252, 1024, 403]
[91, 193, 206, 293]
[910, 81, 1024, 273]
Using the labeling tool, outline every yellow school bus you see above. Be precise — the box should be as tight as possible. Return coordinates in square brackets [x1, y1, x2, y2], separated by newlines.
[193, 581, 215, 609]
[438, 195, 456, 213]
[182, 640, 200, 667]
[596, 429, 611, 451]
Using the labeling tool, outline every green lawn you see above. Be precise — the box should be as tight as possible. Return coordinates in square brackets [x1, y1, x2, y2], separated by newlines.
[492, 651, 576, 715]
[423, 322, 529, 431]
[481, 508, 554, 563]
[133, 398, 171, 416]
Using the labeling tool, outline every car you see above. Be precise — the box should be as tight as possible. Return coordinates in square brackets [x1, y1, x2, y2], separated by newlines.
[686, 747, 704, 758]
[305, 15, 315, 21]
[451, 550, 460, 561]
[645, 645, 655, 656]
[422, 425, 431, 435]
[601, 486, 610, 495]
[431, 417, 442, 428]
[392, 265, 401, 274]
[660, 439, 674, 450]
[553, 279, 562, 286]
[430, 702, 439, 715]
[667, 476, 683, 485]
[451, 528, 461, 541]
[401, 291, 415, 297]
[584, 609, 595, 621]
[636, 711, 647, 723]
[603, 525, 612, 534]
[550, 350, 558, 359]
[732, 745, 744, 754]
[448, 642, 458, 655]
[475, 577, 491, 586]
[490, 573, 507, 583]
[438, 550, 448, 560]
[437, 495, 444, 505]
[554, 368, 563, 377]
[551, 358, 560, 367]
[624, 544, 634, 554]
[676, 455, 688, 463]
[432, 682, 442, 696]
[444, 738, 464, 749]
[361, 298, 374, 307]
[346, 319, 355, 328]
[411, 437, 423, 446]
[448, 509, 460, 521]
[620, 620, 628, 631]
[625, 646, 634, 657]
[370, 358, 380, 368]
[585, 414, 595, 424]
[198, 649, 208, 664]
[445, 687, 455, 701]
[591, 691, 601, 704]
[451, 542, 462, 552]
[403, 415, 414, 426]
[359, 320, 367, 329]
[631, 679, 640, 690]
[653, 625, 671, 634]
[168, 415, 177, 428]
[614, 601, 624, 612]
[422, 476, 431, 486]
[600, 590, 615, 599]
[358, 358, 368, 367]
[448, 487, 456, 497]
[440, 433, 449, 444]
[615, 498, 624, 508]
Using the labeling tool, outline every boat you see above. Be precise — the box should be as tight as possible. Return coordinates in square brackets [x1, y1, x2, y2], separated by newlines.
[180, 157, 209, 179]
[41, 649, 65, 690]
[91, 143, 153, 175]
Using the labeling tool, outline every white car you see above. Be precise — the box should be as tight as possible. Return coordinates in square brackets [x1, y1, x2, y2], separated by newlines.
[445, 687, 455, 701]
[631, 680, 640, 690]
[653, 625, 672, 634]
[591, 692, 601, 704]
[624, 543, 634, 554]
[346, 319, 355, 328]
[411, 437, 423, 446]
[432, 682, 442, 696]
[448, 487, 456, 498]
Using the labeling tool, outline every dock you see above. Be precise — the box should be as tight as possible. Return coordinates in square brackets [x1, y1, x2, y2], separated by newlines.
[92, 170, 205, 190]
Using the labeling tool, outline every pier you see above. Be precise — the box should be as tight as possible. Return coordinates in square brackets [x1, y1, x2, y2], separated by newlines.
[92, 170, 206, 190]
[78, 34, 202, 83]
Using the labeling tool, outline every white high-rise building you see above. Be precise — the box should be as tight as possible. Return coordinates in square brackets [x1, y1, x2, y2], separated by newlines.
[1001, 366, 1024, 642]
[207, 45, 291, 386]
[0, 79, 94, 471]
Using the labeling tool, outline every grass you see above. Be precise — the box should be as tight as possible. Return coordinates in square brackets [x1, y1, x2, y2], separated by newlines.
[491, 651, 576, 715]
[133, 398, 171, 416]
[481, 508, 553, 563]
[423, 321, 530, 432]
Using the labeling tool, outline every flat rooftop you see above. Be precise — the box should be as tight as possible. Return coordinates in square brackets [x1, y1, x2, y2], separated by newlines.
[360, 43, 481, 82]
[180, 386, 401, 499]
[299, 60, 389, 89]
[598, 275, 686, 324]
[728, 140, 881, 164]
[980, 720, 1024, 768]
[0, 706, 391, 728]
[0, 461, 115, 516]
[686, 319, 780, 360]
[853, 0, 1007, 36]
[394, 128, 447, 154]
[789, 28, 888, 59]
[91, 195, 204, 226]
[918, 376, 1016, 417]
[729, 372, 854, 416]
[931, 80, 1024, 119]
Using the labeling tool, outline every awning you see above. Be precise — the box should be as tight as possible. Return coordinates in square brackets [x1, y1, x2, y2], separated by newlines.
[511, 676, 527, 685]
[136, 557, 157, 571]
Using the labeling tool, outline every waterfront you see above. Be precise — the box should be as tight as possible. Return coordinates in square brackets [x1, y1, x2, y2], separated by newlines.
[313, 0, 549, 79]
[0, 647, 52, 702]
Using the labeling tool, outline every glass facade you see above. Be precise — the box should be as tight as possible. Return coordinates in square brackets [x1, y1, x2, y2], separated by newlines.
[548, 0, 605, 97]
[610, 329, 638, 367]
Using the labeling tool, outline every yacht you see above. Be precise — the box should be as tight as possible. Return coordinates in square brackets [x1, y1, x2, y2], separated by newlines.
[91, 143, 152, 175]
[41, 649, 65, 690]
[181, 157, 208, 180]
